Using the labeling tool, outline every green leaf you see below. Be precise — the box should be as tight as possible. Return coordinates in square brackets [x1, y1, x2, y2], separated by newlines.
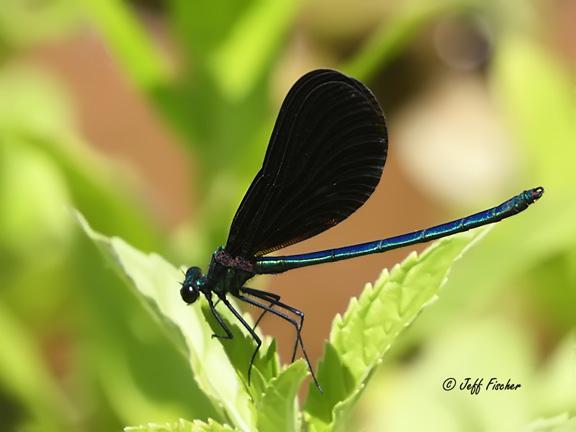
[256, 360, 308, 432]
[199, 302, 278, 404]
[209, 0, 301, 101]
[304, 229, 486, 431]
[0, 302, 73, 431]
[0, 65, 74, 137]
[526, 414, 576, 432]
[125, 418, 237, 432]
[359, 317, 535, 431]
[492, 36, 576, 192]
[79, 212, 309, 431]
[167, 0, 248, 60]
[77, 213, 264, 432]
[344, 0, 463, 81]
[531, 335, 576, 417]
[80, 0, 170, 90]
[0, 0, 78, 50]
[0, 64, 161, 251]
[0, 141, 72, 262]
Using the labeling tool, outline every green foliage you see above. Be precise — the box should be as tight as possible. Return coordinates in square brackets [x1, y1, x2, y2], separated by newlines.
[527, 414, 576, 432]
[0, 0, 78, 52]
[125, 418, 237, 432]
[1, 0, 575, 430]
[208, 0, 301, 101]
[492, 36, 576, 193]
[80, 0, 169, 89]
[80, 214, 315, 431]
[79, 212, 483, 431]
[0, 303, 72, 431]
[78, 213, 256, 430]
[303, 230, 485, 431]
[358, 321, 576, 431]
[344, 0, 464, 80]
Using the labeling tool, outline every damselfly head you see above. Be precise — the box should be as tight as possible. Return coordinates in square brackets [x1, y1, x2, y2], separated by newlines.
[181, 266, 205, 304]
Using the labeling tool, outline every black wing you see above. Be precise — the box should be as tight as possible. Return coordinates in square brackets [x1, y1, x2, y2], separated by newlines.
[225, 69, 388, 258]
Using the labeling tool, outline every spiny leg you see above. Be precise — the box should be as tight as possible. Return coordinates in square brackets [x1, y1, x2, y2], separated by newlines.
[241, 287, 304, 362]
[249, 290, 281, 330]
[246, 289, 303, 362]
[220, 296, 262, 385]
[207, 295, 232, 340]
[234, 293, 321, 391]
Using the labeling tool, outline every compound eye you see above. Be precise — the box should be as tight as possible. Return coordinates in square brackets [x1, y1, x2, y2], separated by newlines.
[180, 285, 199, 304]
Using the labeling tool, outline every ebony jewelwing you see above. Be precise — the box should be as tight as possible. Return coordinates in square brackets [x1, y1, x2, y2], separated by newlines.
[180, 69, 543, 390]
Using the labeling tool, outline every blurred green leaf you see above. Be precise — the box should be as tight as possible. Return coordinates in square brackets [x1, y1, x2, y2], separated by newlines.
[80, 0, 170, 90]
[77, 213, 252, 430]
[432, 194, 576, 334]
[78, 212, 312, 432]
[360, 318, 535, 431]
[526, 414, 576, 432]
[167, 0, 249, 61]
[0, 303, 73, 431]
[0, 65, 75, 137]
[345, 0, 463, 81]
[304, 229, 486, 432]
[0, 64, 161, 250]
[531, 335, 576, 417]
[78, 212, 290, 431]
[209, 0, 301, 101]
[492, 36, 576, 192]
[0, 141, 71, 262]
[526, 251, 576, 331]
[358, 321, 575, 431]
[0, 0, 78, 51]
[70, 232, 217, 429]
[125, 418, 237, 432]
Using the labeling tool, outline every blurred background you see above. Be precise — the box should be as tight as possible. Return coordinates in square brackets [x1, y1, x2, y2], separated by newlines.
[0, 0, 575, 430]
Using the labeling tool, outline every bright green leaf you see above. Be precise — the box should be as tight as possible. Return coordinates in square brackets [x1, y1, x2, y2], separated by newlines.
[0, 0, 78, 49]
[0, 65, 74, 138]
[210, 0, 301, 101]
[199, 302, 278, 405]
[256, 360, 308, 432]
[167, 0, 248, 60]
[0, 141, 71, 262]
[81, 0, 170, 89]
[0, 64, 161, 250]
[304, 229, 486, 431]
[492, 36, 576, 192]
[526, 414, 576, 432]
[531, 334, 576, 417]
[360, 317, 535, 431]
[77, 213, 261, 432]
[0, 303, 73, 431]
[125, 418, 237, 432]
